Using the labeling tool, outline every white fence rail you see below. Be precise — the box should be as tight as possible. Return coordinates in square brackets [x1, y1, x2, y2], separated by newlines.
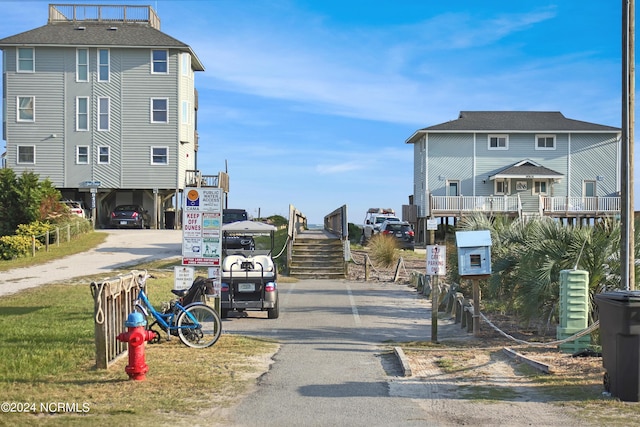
[430, 195, 521, 214]
[541, 196, 620, 214]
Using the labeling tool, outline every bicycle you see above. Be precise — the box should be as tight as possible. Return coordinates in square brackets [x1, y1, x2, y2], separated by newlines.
[134, 272, 222, 349]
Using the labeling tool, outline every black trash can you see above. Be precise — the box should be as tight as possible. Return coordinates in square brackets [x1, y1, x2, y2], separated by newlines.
[164, 209, 176, 229]
[595, 290, 640, 402]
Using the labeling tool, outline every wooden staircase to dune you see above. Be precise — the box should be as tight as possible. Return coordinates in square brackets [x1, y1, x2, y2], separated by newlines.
[288, 230, 346, 279]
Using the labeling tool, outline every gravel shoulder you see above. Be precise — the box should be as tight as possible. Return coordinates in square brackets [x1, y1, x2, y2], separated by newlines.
[349, 248, 615, 426]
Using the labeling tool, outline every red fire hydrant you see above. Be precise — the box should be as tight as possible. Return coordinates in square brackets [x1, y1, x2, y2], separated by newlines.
[116, 312, 156, 381]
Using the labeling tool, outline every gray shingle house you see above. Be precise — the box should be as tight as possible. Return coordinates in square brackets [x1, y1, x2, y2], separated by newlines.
[0, 4, 222, 228]
[405, 111, 621, 243]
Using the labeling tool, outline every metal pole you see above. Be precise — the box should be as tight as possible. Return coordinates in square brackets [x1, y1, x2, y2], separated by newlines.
[622, 0, 635, 290]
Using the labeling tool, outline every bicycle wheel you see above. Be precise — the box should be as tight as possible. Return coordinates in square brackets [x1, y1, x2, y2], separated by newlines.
[176, 304, 222, 348]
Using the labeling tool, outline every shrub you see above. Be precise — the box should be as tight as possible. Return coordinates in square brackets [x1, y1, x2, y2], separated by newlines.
[0, 235, 38, 260]
[368, 234, 398, 268]
[16, 221, 54, 245]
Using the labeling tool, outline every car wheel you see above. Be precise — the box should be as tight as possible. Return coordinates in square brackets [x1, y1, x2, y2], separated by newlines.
[267, 299, 279, 319]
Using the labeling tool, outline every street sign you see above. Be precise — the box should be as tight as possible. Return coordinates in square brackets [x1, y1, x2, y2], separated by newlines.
[427, 219, 438, 230]
[426, 245, 446, 276]
[82, 180, 101, 187]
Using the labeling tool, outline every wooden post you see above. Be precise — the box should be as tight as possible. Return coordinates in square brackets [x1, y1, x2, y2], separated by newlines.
[431, 275, 439, 342]
[364, 255, 370, 281]
[472, 278, 480, 337]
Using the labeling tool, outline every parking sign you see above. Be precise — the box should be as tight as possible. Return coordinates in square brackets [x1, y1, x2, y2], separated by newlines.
[426, 245, 446, 276]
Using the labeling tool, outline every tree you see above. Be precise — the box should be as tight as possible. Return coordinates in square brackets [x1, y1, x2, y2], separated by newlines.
[0, 170, 63, 236]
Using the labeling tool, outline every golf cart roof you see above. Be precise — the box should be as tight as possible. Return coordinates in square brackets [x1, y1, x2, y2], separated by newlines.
[222, 220, 276, 233]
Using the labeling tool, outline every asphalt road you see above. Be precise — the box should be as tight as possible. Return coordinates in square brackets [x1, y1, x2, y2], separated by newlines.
[0, 229, 183, 297]
[221, 278, 444, 427]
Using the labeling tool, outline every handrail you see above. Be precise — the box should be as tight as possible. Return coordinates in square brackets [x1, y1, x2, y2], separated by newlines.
[324, 204, 348, 239]
[286, 205, 307, 268]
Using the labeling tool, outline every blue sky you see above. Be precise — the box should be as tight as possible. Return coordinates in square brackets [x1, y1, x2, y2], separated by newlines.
[0, 1, 630, 224]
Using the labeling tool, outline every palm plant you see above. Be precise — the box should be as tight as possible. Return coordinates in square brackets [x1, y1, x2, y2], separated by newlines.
[457, 213, 630, 330]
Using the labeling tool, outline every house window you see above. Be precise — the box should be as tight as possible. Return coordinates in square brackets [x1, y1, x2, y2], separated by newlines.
[17, 96, 35, 122]
[76, 48, 88, 81]
[536, 134, 556, 150]
[533, 180, 548, 195]
[98, 146, 110, 164]
[76, 97, 89, 131]
[151, 98, 168, 123]
[583, 180, 596, 197]
[182, 101, 190, 124]
[151, 146, 168, 165]
[17, 48, 34, 72]
[17, 145, 35, 164]
[98, 49, 110, 82]
[76, 146, 89, 164]
[495, 180, 509, 195]
[151, 50, 168, 74]
[98, 97, 110, 131]
[488, 134, 508, 150]
[181, 53, 190, 76]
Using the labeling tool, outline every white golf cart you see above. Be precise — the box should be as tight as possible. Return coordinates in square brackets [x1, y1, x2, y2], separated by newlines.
[220, 220, 279, 319]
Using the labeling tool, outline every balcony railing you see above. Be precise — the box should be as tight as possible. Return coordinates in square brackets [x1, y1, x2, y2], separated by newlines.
[184, 170, 229, 192]
[427, 195, 620, 218]
[430, 195, 521, 215]
[540, 196, 620, 215]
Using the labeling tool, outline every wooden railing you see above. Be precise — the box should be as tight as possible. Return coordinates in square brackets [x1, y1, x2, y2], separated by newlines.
[540, 196, 620, 215]
[286, 205, 307, 269]
[90, 271, 142, 369]
[430, 195, 521, 215]
[185, 170, 229, 192]
[324, 204, 348, 239]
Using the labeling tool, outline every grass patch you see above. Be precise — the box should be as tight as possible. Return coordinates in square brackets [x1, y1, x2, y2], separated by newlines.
[0, 264, 278, 426]
[367, 234, 398, 267]
[0, 231, 108, 272]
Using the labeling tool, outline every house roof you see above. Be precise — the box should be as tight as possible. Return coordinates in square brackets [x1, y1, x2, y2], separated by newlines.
[489, 160, 564, 180]
[406, 111, 620, 143]
[0, 21, 205, 71]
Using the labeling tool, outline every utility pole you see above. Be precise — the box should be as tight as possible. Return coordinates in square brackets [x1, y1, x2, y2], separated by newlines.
[622, 0, 635, 290]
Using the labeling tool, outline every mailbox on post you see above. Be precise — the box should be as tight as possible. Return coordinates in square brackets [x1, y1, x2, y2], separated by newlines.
[455, 230, 492, 337]
[455, 230, 492, 277]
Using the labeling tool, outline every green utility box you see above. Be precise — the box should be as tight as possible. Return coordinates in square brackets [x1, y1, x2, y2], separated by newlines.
[595, 291, 640, 402]
[557, 270, 591, 353]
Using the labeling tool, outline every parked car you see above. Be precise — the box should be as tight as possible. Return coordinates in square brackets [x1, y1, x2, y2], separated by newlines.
[61, 200, 87, 218]
[109, 205, 150, 229]
[379, 220, 415, 250]
[222, 209, 253, 250]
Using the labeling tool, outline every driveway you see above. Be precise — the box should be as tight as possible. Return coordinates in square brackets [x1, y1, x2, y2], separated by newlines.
[0, 229, 183, 297]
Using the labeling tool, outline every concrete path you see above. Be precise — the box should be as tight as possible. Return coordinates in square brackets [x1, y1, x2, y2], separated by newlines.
[0, 229, 183, 297]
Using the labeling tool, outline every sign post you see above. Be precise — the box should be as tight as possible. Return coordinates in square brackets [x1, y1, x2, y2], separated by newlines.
[181, 187, 223, 310]
[426, 245, 446, 342]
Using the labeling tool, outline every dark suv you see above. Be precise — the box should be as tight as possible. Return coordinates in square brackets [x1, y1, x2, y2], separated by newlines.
[379, 220, 415, 250]
[222, 209, 253, 250]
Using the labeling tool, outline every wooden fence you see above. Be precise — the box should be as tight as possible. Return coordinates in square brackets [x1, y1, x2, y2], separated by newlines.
[410, 272, 475, 333]
[89, 271, 142, 369]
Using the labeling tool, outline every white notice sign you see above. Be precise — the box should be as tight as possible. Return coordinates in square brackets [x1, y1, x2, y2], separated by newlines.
[174, 266, 195, 290]
[426, 245, 446, 276]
